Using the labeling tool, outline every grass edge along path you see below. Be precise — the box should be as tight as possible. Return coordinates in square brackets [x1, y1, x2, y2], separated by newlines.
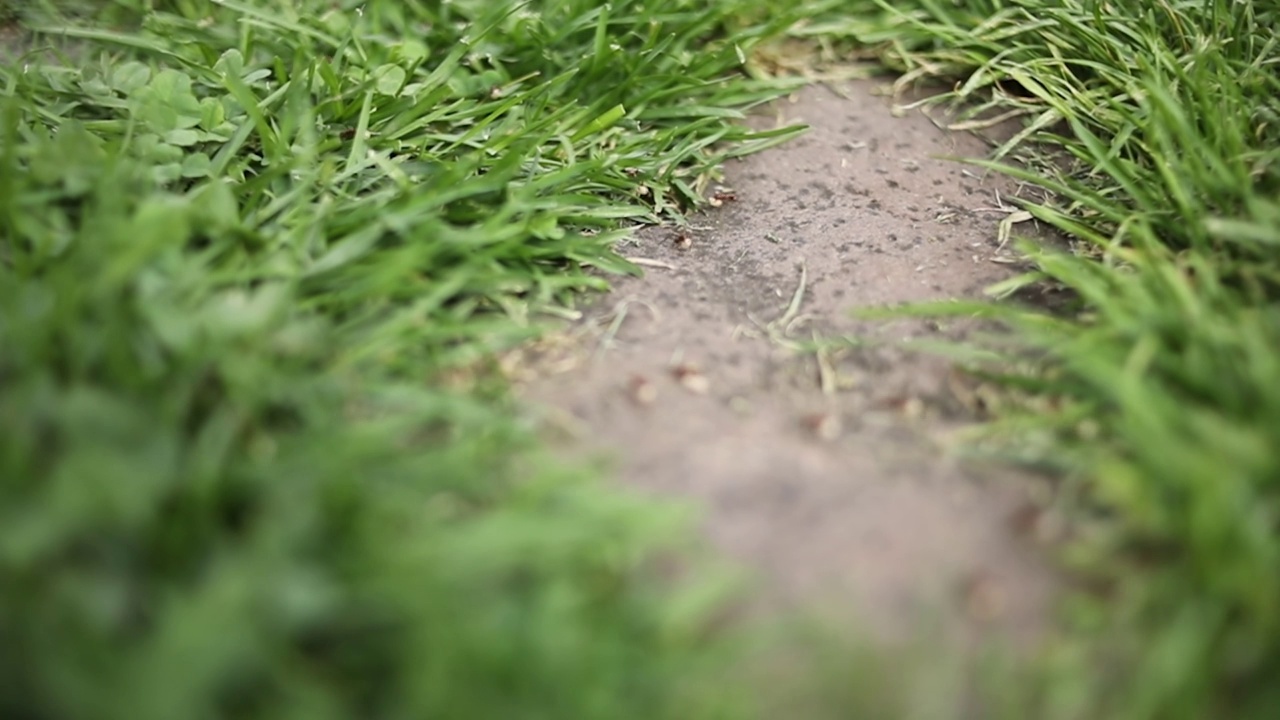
[0, 2, 811, 719]
[801, 1, 1280, 718]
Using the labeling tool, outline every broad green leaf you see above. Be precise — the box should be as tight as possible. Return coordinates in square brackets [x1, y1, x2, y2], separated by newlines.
[392, 39, 430, 63]
[374, 65, 408, 96]
[180, 153, 212, 178]
[213, 49, 245, 78]
[133, 69, 203, 133]
[189, 180, 239, 230]
[111, 61, 151, 93]
[164, 129, 200, 147]
[199, 97, 226, 130]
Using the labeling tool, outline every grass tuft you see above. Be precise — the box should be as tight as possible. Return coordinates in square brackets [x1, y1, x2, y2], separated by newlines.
[811, 1, 1280, 717]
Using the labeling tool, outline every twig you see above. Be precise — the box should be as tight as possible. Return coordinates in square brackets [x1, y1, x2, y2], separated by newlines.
[776, 260, 808, 329]
[594, 298, 658, 364]
[813, 331, 836, 396]
[623, 256, 677, 270]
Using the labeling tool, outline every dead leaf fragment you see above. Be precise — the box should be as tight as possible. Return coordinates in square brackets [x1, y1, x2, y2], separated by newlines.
[1009, 502, 1067, 545]
[802, 412, 842, 441]
[708, 188, 737, 207]
[628, 375, 658, 406]
[672, 363, 710, 394]
[876, 394, 925, 419]
[961, 570, 1007, 622]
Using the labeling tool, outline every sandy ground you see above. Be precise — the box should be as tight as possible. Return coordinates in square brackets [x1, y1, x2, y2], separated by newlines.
[518, 80, 1058, 643]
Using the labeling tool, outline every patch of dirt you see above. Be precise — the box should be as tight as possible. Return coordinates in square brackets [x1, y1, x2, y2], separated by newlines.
[517, 81, 1058, 643]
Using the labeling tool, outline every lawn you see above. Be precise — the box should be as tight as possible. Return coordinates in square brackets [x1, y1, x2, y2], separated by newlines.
[2, 1, 1277, 718]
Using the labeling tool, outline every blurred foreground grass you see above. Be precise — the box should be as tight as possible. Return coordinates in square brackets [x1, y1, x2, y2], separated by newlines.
[0, 1, 801, 717]
[3, 1, 1279, 719]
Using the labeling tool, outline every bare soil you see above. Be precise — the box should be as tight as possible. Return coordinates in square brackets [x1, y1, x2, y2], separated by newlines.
[516, 80, 1059, 644]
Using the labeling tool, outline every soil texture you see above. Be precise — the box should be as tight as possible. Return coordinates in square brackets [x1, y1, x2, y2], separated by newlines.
[518, 80, 1058, 643]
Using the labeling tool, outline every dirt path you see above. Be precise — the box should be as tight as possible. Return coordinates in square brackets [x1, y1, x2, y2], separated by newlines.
[518, 81, 1056, 642]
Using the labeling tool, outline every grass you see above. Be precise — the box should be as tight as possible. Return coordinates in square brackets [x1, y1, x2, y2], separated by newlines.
[0, 1, 804, 718]
[3, 0, 1280, 718]
[802, 1, 1280, 718]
